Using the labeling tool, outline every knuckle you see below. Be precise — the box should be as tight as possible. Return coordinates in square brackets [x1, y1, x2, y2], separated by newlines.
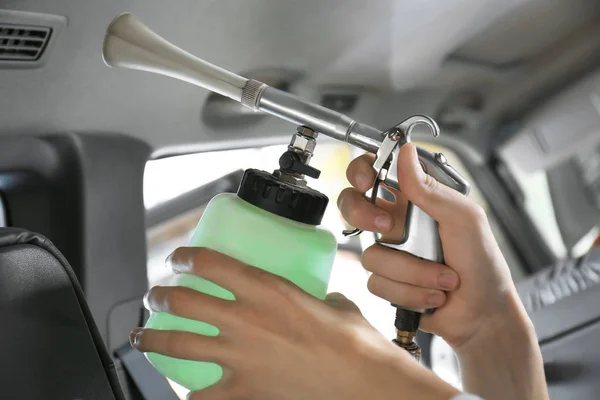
[421, 292, 433, 306]
[424, 266, 446, 288]
[165, 332, 183, 355]
[229, 304, 250, 324]
[165, 287, 188, 314]
[413, 273, 431, 289]
[250, 266, 272, 283]
[266, 274, 291, 295]
[191, 248, 219, 275]
[368, 275, 415, 306]
[423, 174, 439, 195]
[191, 249, 207, 269]
[212, 336, 235, 363]
[249, 266, 287, 294]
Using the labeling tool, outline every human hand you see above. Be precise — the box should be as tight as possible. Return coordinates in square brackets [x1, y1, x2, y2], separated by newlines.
[336, 143, 530, 350]
[338, 143, 548, 399]
[131, 247, 459, 400]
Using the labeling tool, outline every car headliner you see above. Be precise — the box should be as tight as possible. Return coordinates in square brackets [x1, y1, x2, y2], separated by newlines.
[1, 0, 599, 159]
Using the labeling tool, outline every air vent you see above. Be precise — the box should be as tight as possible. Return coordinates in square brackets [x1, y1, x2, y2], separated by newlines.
[0, 10, 66, 69]
[0, 24, 51, 61]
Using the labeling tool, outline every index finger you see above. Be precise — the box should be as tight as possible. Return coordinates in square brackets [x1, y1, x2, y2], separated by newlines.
[346, 153, 376, 192]
[167, 247, 265, 300]
[167, 247, 305, 303]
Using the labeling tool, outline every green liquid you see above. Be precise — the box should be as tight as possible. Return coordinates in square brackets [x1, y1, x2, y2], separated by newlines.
[144, 193, 337, 391]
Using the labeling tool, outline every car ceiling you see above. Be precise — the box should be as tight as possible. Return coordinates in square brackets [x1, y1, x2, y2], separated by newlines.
[0, 0, 599, 159]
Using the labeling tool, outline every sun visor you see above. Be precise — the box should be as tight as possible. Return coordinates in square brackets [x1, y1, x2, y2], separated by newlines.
[499, 68, 600, 173]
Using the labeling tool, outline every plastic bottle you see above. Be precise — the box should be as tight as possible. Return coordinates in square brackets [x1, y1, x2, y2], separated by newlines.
[143, 168, 337, 391]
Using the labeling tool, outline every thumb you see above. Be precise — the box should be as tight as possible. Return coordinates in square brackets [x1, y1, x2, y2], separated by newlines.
[397, 143, 484, 228]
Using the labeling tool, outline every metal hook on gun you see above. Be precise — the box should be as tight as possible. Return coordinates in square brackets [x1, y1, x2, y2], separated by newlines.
[342, 115, 440, 238]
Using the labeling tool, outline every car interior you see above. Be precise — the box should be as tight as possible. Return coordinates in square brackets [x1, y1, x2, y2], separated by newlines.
[1, 1, 600, 399]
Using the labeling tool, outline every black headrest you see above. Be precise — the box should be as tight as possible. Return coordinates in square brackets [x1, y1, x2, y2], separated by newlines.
[0, 228, 125, 400]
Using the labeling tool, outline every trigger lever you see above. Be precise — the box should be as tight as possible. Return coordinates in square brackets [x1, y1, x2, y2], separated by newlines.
[342, 128, 401, 237]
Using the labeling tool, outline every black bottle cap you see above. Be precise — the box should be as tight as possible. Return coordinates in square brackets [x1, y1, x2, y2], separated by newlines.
[236, 169, 329, 226]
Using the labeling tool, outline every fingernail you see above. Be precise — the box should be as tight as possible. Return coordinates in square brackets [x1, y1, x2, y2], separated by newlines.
[142, 290, 153, 311]
[374, 214, 392, 231]
[427, 292, 444, 307]
[438, 273, 458, 290]
[129, 327, 143, 348]
[355, 173, 370, 192]
[165, 252, 174, 268]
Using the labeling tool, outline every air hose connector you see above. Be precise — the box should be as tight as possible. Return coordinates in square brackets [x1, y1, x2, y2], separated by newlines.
[392, 330, 421, 361]
[392, 308, 422, 361]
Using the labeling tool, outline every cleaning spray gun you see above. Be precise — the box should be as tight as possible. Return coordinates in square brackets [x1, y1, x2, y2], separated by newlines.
[103, 13, 470, 360]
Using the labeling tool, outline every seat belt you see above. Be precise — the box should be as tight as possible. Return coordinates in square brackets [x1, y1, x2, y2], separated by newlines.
[115, 342, 180, 400]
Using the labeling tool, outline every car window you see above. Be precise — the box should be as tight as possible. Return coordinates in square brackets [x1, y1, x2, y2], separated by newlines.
[505, 143, 600, 260]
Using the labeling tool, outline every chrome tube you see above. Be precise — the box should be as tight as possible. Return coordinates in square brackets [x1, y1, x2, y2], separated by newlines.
[102, 13, 386, 153]
[254, 85, 384, 153]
